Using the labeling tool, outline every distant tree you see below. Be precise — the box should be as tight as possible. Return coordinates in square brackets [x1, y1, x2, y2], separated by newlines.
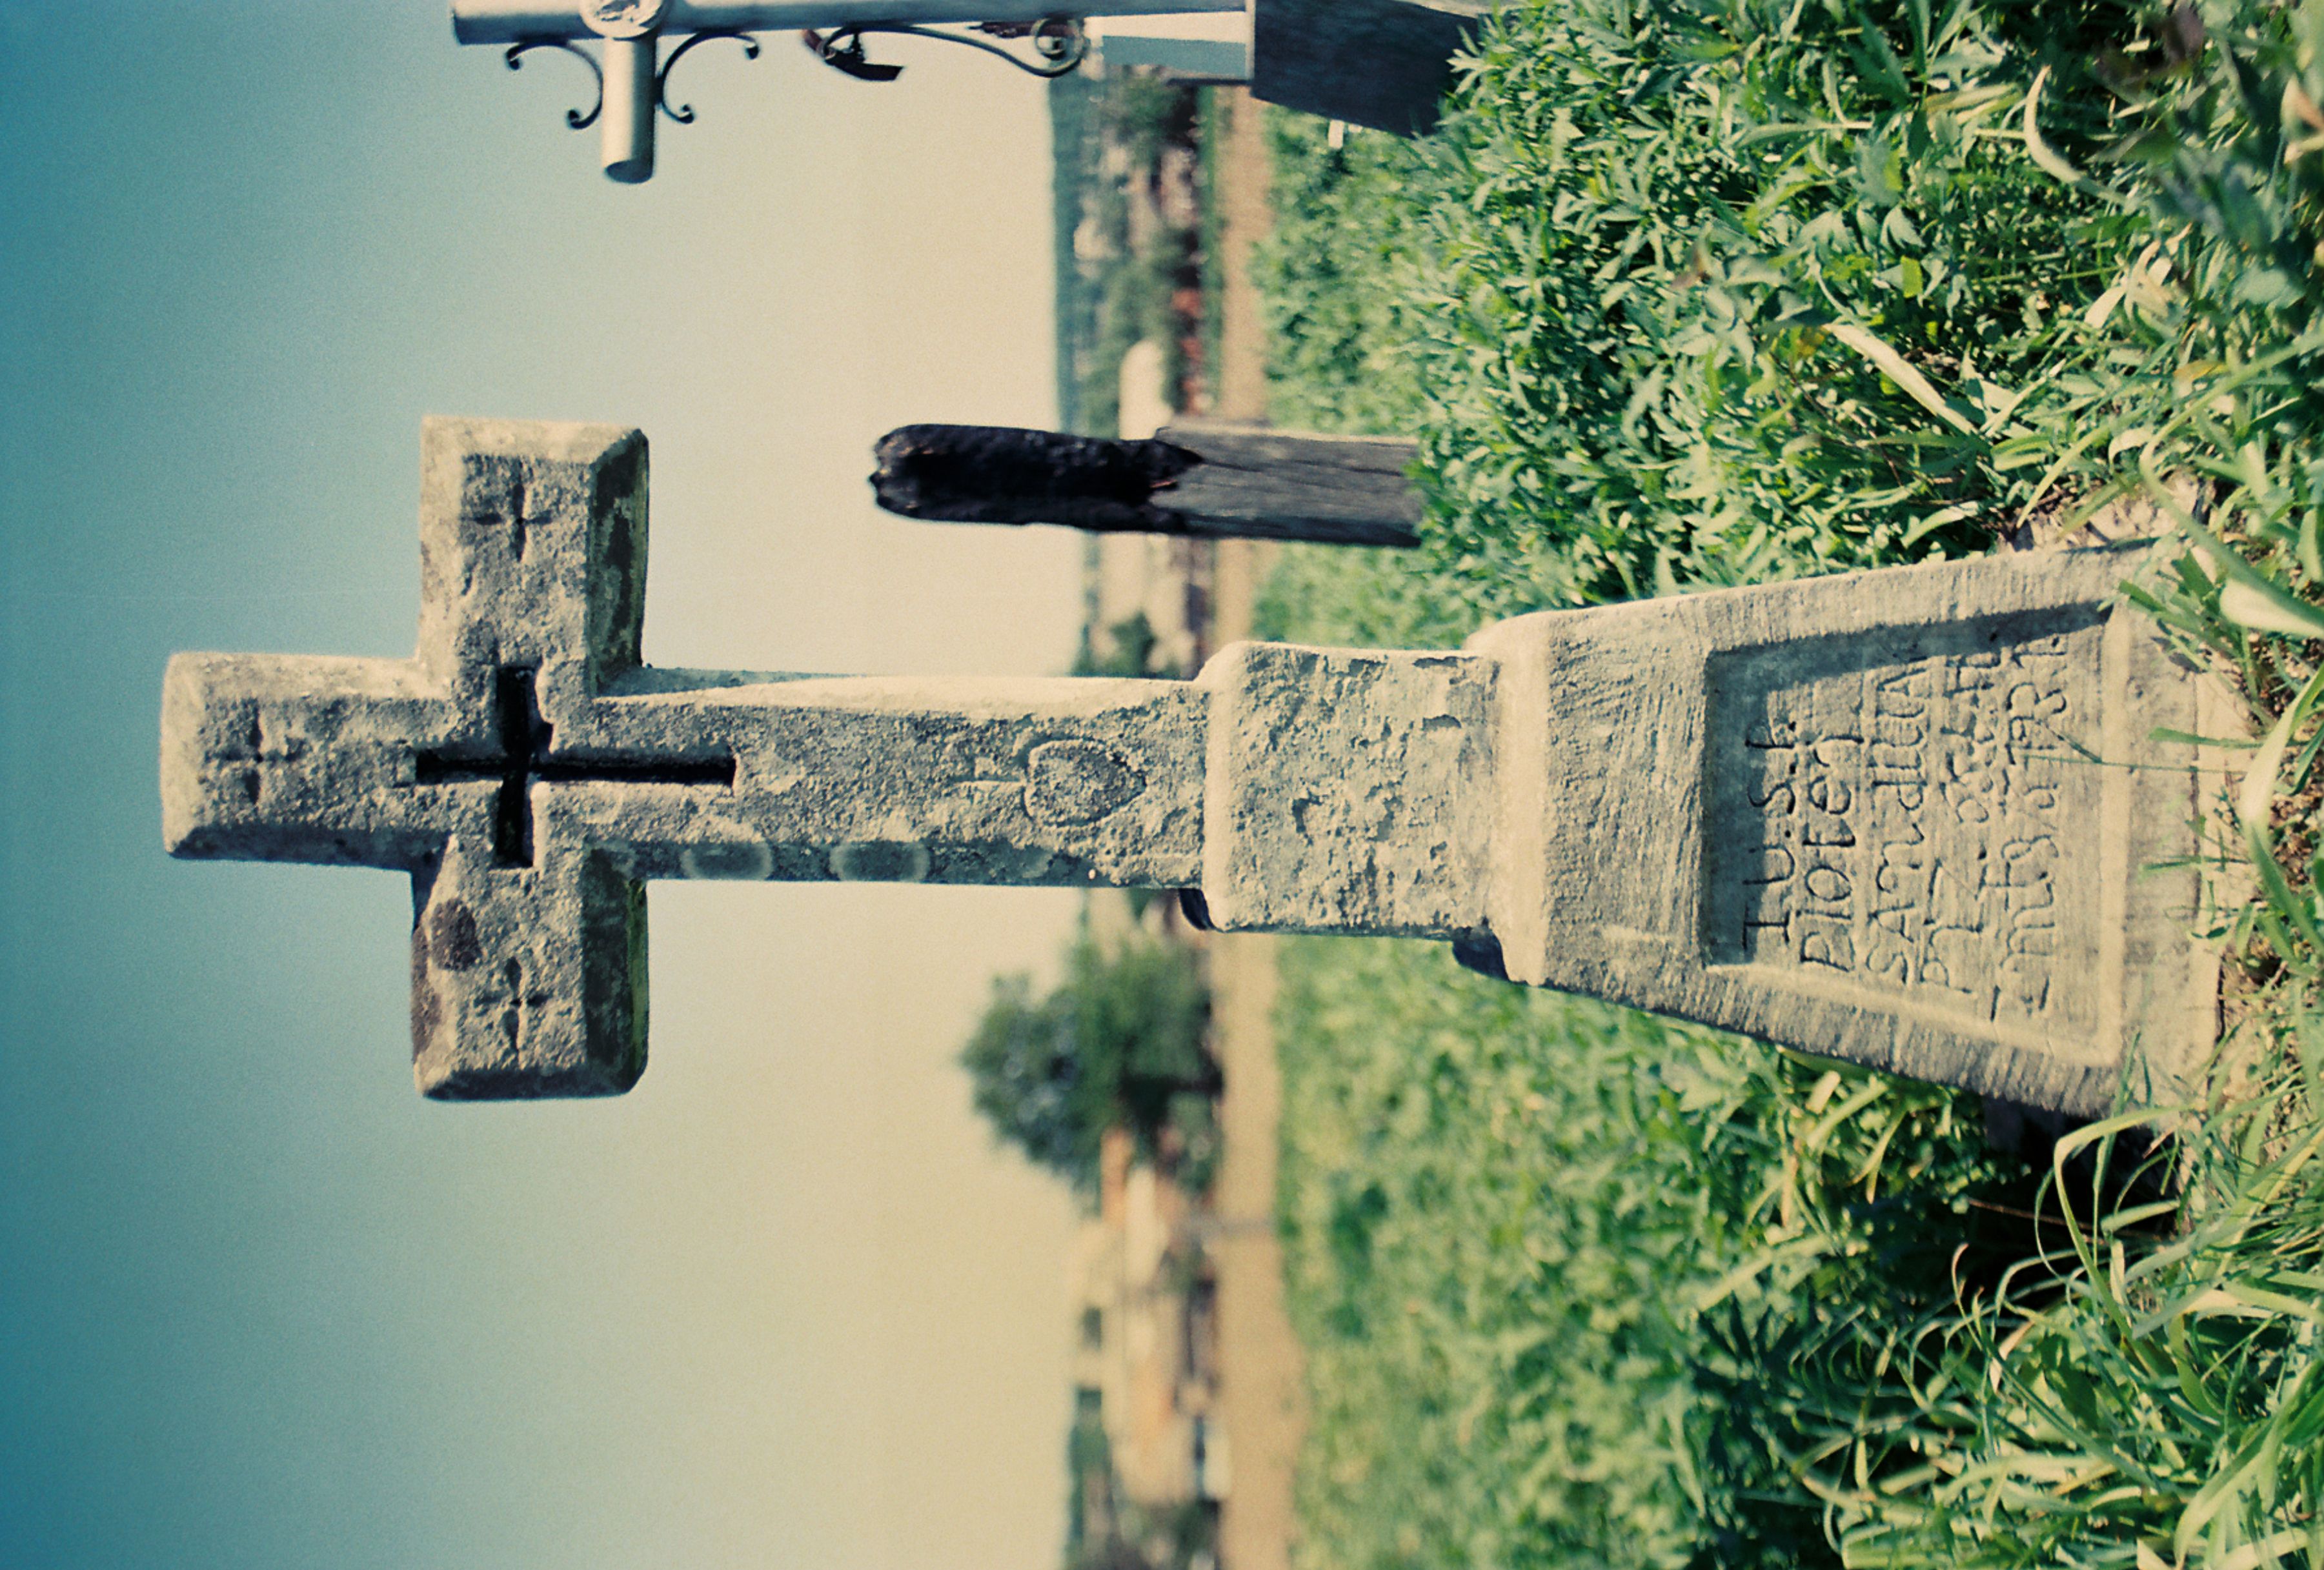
[1073, 610, 1165, 678]
[961, 934, 1216, 1196]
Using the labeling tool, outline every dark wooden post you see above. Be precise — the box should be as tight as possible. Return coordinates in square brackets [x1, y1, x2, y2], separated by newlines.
[1251, 0, 1490, 136]
[869, 421, 1422, 548]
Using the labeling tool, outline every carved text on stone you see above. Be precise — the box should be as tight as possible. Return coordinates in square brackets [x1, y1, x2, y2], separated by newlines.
[1704, 612, 2106, 1035]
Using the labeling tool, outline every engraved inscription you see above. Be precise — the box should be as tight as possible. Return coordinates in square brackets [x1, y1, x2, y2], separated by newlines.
[1024, 737, 1144, 826]
[1704, 610, 2105, 1034]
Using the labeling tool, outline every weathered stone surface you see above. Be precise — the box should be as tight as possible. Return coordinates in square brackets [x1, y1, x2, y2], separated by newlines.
[164, 419, 2229, 1115]
[1467, 548, 2230, 1118]
[1202, 643, 1494, 936]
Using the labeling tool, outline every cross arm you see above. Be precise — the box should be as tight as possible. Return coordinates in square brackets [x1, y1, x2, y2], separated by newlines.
[569, 670, 1211, 887]
[160, 650, 655, 1100]
[161, 652, 485, 870]
[540, 654, 1502, 928]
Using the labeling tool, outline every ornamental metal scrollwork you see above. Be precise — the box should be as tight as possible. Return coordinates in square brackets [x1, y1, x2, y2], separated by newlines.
[656, 30, 763, 125]
[1019, 15, 1091, 73]
[503, 39, 603, 131]
[803, 15, 1089, 84]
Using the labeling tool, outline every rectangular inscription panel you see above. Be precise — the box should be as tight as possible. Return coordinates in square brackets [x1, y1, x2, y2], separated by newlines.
[1703, 609, 2107, 1040]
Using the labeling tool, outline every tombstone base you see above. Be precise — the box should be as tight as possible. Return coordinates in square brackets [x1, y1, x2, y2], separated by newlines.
[1462, 547, 2234, 1120]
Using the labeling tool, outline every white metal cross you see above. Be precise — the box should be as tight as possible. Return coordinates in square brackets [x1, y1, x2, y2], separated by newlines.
[454, 0, 1246, 181]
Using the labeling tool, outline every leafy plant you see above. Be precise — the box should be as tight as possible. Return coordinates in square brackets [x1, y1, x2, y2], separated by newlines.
[1274, 940, 2008, 1570]
[1257, 0, 2156, 641]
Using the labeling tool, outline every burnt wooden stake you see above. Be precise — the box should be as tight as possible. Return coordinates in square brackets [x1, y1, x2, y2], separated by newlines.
[870, 421, 1422, 548]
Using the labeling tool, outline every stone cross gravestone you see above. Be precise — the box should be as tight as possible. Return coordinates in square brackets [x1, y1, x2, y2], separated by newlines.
[163, 419, 2228, 1116]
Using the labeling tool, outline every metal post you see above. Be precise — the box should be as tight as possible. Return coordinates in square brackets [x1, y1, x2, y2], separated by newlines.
[600, 34, 656, 180]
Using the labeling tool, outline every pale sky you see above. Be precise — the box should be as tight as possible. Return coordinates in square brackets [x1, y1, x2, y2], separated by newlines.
[0, 4, 1101, 1565]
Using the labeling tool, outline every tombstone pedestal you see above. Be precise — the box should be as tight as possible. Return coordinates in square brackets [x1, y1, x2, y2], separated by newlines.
[1466, 556, 2232, 1118]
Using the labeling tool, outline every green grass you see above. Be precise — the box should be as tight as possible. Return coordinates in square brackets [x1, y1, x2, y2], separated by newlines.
[1277, 940, 2016, 1569]
[1254, 1, 2324, 1564]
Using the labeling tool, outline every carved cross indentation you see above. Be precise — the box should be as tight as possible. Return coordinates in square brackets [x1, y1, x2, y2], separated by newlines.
[213, 707, 307, 808]
[414, 665, 735, 868]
